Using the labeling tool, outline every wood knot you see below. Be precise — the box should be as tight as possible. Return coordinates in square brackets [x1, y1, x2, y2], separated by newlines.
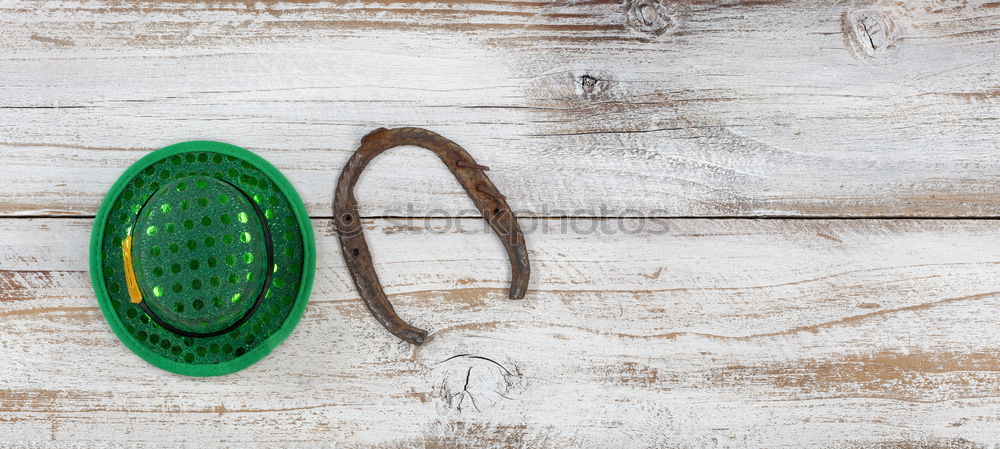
[843, 9, 895, 59]
[625, 0, 680, 36]
[579, 74, 611, 99]
[431, 354, 525, 413]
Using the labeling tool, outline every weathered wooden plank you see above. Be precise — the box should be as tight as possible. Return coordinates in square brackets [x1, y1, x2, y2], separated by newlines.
[2, 217, 1000, 447]
[2, 1, 1000, 217]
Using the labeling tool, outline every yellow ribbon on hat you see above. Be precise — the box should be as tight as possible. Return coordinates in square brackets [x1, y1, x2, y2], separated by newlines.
[121, 235, 143, 304]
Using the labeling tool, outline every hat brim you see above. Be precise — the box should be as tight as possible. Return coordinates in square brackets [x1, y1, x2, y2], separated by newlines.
[90, 141, 315, 376]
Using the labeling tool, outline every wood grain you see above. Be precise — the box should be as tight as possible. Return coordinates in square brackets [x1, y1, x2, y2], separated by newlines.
[3, 218, 1000, 447]
[2, 0, 1000, 217]
[4, 0, 1000, 446]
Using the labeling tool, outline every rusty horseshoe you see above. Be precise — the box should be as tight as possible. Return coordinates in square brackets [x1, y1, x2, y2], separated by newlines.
[333, 127, 530, 345]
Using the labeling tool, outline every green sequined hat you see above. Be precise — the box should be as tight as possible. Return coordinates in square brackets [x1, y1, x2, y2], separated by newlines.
[90, 141, 315, 376]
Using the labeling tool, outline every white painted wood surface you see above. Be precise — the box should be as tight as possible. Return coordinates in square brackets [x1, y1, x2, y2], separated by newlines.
[4, 218, 1000, 448]
[3, 0, 1000, 447]
[1, 0, 1000, 217]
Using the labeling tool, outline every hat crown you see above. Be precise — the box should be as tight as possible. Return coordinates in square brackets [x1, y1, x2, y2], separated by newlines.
[132, 176, 268, 335]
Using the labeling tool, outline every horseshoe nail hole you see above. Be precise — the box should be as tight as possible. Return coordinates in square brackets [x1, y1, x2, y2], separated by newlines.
[342, 214, 353, 223]
[351, 248, 360, 257]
